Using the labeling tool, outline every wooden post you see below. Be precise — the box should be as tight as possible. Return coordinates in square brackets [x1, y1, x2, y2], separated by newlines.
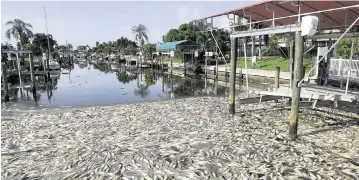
[229, 37, 238, 115]
[2, 57, 10, 102]
[171, 56, 173, 74]
[161, 55, 164, 71]
[46, 52, 50, 79]
[215, 58, 218, 79]
[183, 53, 186, 76]
[275, 67, 280, 88]
[289, 31, 304, 140]
[29, 54, 36, 94]
[289, 40, 294, 89]
[205, 55, 208, 77]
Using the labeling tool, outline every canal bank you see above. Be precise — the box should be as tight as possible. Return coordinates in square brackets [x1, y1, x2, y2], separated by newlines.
[2, 96, 358, 179]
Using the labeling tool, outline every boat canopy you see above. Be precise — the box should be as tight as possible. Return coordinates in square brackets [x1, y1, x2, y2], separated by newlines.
[156, 40, 201, 52]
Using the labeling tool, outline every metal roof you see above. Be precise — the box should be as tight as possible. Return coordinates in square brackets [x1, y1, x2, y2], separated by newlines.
[156, 40, 201, 52]
[200, 0, 359, 30]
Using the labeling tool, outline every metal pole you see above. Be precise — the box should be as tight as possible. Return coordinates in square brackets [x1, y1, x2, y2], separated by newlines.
[324, 39, 332, 85]
[289, 31, 304, 140]
[289, 40, 294, 89]
[258, 36, 262, 59]
[345, 39, 355, 95]
[210, 30, 228, 69]
[251, 36, 255, 57]
[229, 37, 238, 115]
[44, 7, 51, 77]
[243, 42, 249, 97]
[199, 4, 359, 32]
[299, 16, 359, 87]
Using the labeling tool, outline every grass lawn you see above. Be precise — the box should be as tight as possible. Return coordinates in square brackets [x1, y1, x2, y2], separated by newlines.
[163, 57, 183, 64]
[236, 57, 312, 72]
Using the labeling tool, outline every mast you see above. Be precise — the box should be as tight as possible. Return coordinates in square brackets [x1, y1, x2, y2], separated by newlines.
[44, 7, 51, 61]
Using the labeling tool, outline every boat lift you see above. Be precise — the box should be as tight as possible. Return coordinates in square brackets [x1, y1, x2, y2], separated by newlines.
[192, 0, 359, 140]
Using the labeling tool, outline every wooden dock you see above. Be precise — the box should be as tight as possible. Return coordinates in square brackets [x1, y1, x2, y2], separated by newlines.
[250, 84, 359, 107]
[1, 82, 48, 91]
[7, 70, 60, 76]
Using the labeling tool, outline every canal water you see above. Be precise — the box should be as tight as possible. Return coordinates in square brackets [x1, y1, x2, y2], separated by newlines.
[2, 61, 235, 110]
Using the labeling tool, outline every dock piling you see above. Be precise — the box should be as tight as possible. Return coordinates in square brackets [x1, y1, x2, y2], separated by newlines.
[289, 31, 304, 140]
[205, 56, 208, 77]
[275, 67, 280, 89]
[229, 37, 238, 115]
[215, 59, 218, 79]
[2, 56, 10, 102]
[29, 54, 37, 95]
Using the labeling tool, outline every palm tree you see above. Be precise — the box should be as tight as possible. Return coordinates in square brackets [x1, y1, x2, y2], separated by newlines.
[131, 24, 149, 50]
[32, 33, 57, 56]
[67, 44, 73, 51]
[5, 19, 33, 51]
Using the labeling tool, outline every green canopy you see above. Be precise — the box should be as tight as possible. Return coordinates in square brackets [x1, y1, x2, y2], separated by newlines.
[156, 40, 201, 52]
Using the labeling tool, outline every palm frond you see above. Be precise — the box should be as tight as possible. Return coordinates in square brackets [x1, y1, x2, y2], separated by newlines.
[5, 29, 11, 39]
[5, 20, 14, 25]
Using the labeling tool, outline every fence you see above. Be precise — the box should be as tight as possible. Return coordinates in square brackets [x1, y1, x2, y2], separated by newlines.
[329, 58, 359, 82]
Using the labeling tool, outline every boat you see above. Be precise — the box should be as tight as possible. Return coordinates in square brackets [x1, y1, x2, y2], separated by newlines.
[49, 59, 61, 70]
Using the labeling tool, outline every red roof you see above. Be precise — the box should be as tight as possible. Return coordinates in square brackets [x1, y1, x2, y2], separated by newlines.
[202, 0, 359, 30]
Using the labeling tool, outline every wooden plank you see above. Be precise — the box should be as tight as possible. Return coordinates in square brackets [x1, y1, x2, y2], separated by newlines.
[251, 89, 356, 102]
[239, 95, 281, 104]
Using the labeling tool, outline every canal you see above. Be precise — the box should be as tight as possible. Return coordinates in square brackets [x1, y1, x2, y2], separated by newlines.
[2, 61, 238, 110]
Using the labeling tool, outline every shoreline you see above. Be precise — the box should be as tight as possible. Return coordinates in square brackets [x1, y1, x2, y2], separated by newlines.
[2, 96, 359, 179]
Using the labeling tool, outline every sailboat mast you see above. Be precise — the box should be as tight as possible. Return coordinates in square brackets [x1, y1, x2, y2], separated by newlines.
[44, 7, 51, 60]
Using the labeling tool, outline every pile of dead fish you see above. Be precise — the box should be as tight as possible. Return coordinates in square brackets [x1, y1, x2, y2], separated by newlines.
[2, 97, 359, 179]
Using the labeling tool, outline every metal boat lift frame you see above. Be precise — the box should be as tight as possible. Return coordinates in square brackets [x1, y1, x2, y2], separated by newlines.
[193, 0, 359, 140]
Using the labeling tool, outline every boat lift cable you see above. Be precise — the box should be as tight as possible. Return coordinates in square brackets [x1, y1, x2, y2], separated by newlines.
[298, 16, 359, 87]
[210, 29, 229, 70]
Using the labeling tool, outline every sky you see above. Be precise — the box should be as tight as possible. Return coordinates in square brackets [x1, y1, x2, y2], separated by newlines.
[1, 1, 255, 48]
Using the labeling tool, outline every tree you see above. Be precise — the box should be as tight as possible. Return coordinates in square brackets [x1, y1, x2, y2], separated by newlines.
[31, 33, 58, 56]
[67, 44, 73, 50]
[77, 45, 86, 51]
[116, 72, 137, 84]
[178, 23, 198, 42]
[336, 37, 359, 59]
[131, 24, 149, 49]
[5, 19, 33, 50]
[134, 83, 150, 98]
[1, 42, 15, 50]
[96, 41, 99, 47]
[143, 44, 156, 59]
[165, 29, 181, 42]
